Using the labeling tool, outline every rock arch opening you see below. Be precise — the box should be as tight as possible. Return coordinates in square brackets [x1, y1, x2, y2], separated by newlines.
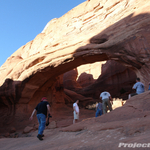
[63, 59, 136, 109]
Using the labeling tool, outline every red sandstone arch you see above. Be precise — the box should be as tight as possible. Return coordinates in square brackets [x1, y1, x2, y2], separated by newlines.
[0, 0, 150, 132]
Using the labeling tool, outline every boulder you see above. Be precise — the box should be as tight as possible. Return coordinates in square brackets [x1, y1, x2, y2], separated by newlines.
[23, 126, 34, 134]
[9, 127, 16, 133]
[48, 121, 57, 129]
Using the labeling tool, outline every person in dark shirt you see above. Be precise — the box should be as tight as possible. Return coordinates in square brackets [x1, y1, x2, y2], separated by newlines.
[30, 97, 51, 140]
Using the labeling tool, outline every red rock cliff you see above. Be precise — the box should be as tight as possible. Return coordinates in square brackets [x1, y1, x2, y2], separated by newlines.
[0, 0, 150, 131]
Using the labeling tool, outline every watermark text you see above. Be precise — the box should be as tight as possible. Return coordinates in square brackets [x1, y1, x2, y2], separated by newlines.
[118, 142, 150, 148]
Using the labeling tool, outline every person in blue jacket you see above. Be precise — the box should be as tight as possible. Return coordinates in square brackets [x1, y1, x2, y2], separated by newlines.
[95, 102, 103, 117]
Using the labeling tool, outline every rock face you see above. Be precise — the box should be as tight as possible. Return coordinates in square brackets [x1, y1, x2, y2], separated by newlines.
[64, 60, 136, 100]
[1, 92, 150, 150]
[0, 0, 150, 132]
[78, 60, 136, 99]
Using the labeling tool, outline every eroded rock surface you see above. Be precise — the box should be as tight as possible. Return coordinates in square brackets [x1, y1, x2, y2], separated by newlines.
[0, 0, 150, 133]
[1, 92, 150, 150]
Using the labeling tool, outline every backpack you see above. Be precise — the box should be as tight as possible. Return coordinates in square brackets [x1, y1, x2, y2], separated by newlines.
[97, 103, 102, 110]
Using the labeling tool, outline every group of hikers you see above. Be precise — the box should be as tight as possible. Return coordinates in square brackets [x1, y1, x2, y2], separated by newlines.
[29, 77, 145, 141]
[95, 77, 145, 118]
[73, 90, 113, 125]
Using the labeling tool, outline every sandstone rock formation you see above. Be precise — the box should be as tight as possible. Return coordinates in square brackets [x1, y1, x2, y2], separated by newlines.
[77, 60, 136, 99]
[1, 92, 150, 150]
[0, 0, 150, 133]
[64, 60, 136, 100]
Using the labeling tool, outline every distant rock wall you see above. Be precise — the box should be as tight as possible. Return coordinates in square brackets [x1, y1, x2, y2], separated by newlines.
[78, 60, 136, 99]
[64, 60, 136, 100]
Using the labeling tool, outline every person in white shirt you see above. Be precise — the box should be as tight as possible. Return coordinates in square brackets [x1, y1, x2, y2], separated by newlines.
[100, 91, 113, 114]
[128, 77, 145, 99]
[73, 100, 79, 124]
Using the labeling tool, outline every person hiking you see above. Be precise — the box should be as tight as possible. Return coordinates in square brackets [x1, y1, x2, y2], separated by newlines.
[100, 91, 113, 114]
[73, 100, 79, 124]
[128, 77, 145, 99]
[95, 102, 103, 117]
[29, 97, 51, 141]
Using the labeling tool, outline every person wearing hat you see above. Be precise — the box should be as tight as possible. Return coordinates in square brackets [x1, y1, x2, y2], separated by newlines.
[29, 97, 51, 141]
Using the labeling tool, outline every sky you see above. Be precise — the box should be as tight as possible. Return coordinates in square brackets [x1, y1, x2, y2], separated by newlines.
[0, 0, 86, 67]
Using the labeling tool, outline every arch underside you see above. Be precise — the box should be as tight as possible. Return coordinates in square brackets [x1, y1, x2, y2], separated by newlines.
[0, 0, 150, 132]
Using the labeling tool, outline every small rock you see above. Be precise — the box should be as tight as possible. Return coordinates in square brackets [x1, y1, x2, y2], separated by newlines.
[23, 126, 33, 133]
[48, 121, 57, 129]
[14, 133, 19, 138]
[9, 127, 16, 133]
[4, 132, 10, 137]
